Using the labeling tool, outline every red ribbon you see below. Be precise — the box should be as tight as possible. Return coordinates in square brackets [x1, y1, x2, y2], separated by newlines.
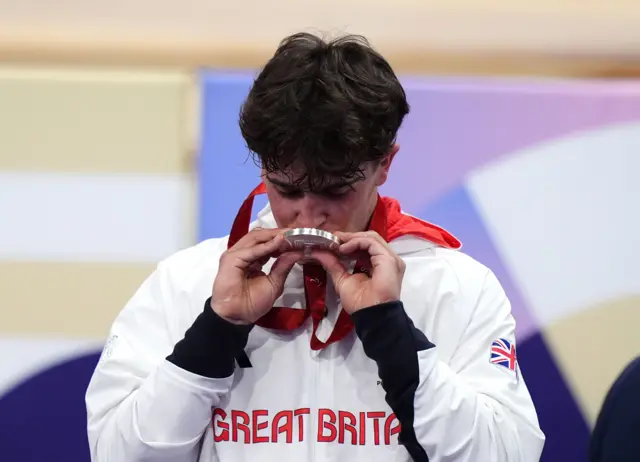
[227, 183, 461, 350]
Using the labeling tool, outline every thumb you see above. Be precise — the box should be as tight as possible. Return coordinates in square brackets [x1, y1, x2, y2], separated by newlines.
[310, 251, 348, 290]
[268, 251, 303, 291]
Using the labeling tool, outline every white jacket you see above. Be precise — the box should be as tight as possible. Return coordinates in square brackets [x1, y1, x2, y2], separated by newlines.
[85, 199, 545, 462]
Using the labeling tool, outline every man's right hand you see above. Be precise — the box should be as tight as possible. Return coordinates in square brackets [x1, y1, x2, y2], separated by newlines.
[210, 228, 303, 325]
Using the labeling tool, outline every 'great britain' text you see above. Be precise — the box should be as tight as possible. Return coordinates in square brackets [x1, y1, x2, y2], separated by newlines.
[212, 408, 401, 445]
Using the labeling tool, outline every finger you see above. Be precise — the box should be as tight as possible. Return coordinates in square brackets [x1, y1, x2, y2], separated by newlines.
[249, 241, 300, 271]
[231, 227, 290, 251]
[268, 250, 304, 290]
[335, 231, 392, 257]
[254, 249, 280, 268]
[248, 261, 265, 274]
[338, 236, 390, 259]
[310, 250, 349, 289]
[335, 230, 384, 243]
[338, 250, 371, 261]
[229, 235, 286, 269]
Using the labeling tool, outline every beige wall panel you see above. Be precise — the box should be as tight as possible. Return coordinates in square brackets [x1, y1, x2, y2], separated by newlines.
[1, 1, 640, 56]
[1, 1, 640, 74]
[0, 66, 195, 173]
[543, 296, 640, 426]
[0, 262, 156, 339]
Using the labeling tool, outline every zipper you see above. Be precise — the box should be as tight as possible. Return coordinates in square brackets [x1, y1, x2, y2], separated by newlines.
[311, 349, 319, 462]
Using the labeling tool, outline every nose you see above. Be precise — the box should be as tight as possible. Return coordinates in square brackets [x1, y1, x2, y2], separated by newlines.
[292, 193, 327, 228]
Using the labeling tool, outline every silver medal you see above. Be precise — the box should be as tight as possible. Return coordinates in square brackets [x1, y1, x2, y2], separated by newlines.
[282, 228, 341, 253]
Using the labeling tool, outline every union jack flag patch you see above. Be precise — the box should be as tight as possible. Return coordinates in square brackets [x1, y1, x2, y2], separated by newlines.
[490, 338, 517, 372]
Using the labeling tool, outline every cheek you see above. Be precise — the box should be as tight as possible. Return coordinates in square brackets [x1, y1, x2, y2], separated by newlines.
[326, 194, 362, 222]
[267, 195, 296, 226]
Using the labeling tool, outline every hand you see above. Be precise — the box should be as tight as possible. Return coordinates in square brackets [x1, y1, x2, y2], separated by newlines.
[310, 231, 405, 314]
[211, 228, 303, 324]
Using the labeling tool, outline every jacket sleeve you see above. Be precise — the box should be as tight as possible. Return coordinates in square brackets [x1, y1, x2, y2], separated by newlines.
[589, 356, 640, 461]
[351, 268, 545, 462]
[85, 262, 252, 462]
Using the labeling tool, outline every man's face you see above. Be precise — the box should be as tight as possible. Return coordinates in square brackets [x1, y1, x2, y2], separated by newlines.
[263, 148, 397, 233]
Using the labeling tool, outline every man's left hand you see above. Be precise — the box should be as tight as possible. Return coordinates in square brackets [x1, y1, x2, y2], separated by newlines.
[310, 231, 405, 314]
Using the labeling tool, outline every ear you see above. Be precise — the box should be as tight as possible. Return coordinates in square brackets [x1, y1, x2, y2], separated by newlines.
[375, 144, 399, 186]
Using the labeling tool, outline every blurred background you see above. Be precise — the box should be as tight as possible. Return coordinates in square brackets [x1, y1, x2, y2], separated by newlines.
[1, 1, 639, 461]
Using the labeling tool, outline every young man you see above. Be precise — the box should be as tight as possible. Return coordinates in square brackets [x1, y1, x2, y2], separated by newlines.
[85, 32, 545, 461]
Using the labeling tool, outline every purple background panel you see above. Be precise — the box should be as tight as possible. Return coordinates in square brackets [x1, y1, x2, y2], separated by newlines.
[198, 71, 264, 240]
[0, 352, 101, 461]
[518, 333, 591, 461]
[383, 78, 640, 212]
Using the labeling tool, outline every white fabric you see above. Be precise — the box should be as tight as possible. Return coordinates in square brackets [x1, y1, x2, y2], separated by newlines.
[86, 203, 545, 461]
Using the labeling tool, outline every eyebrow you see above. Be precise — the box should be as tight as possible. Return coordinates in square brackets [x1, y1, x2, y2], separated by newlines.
[267, 177, 354, 190]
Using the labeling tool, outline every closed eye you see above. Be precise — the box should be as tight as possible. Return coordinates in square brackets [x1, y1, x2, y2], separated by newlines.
[319, 189, 351, 199]
[273, 183, 354, 200]
[278, 189, 304, 199]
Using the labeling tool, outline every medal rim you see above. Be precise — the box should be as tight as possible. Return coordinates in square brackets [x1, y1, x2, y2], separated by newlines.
[282, 228, 341, 249]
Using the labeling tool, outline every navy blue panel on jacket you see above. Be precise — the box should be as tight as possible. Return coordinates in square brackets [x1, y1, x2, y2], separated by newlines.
[590, 356, 640, 462]
[352, 301, 435, 462]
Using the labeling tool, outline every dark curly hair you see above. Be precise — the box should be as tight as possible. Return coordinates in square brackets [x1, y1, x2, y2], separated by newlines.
[239, 32, 410, 189]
